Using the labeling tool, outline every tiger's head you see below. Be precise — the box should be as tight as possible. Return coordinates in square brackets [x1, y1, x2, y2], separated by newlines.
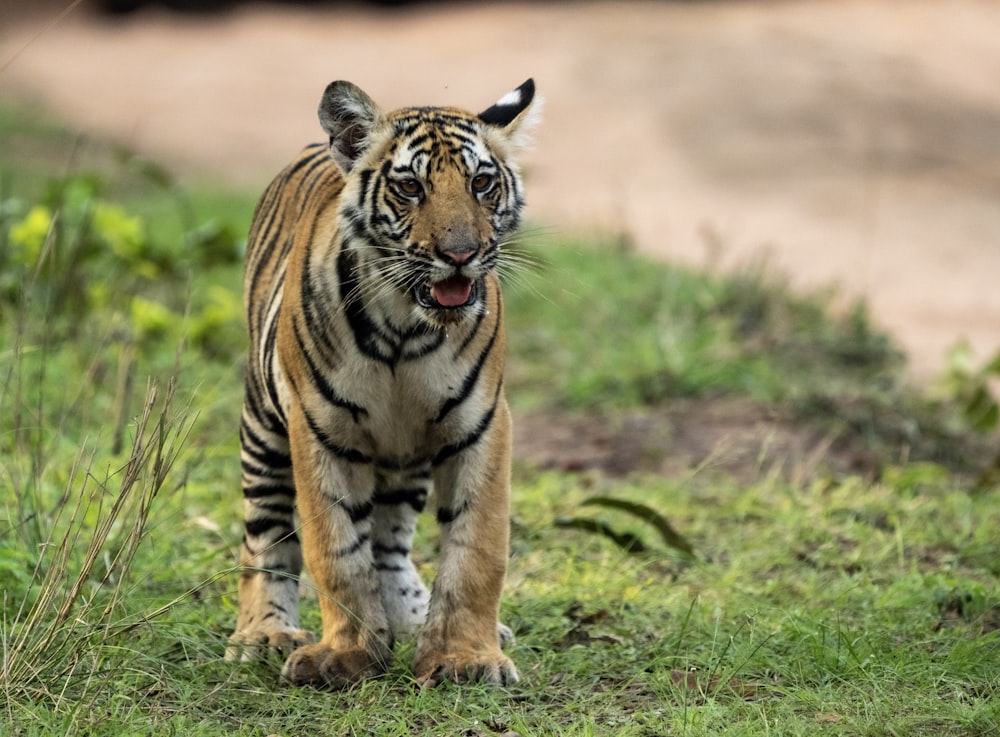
[319, 79, 538, 325]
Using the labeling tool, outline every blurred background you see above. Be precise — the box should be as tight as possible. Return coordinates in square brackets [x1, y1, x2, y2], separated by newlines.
[2, 0, 999, 379]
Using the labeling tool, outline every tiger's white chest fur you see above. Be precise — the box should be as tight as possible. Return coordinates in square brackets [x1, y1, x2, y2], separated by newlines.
[288, 336, 487, 462]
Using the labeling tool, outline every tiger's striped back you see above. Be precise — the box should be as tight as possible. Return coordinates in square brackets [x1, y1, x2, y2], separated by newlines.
[228, 79, 538, 689]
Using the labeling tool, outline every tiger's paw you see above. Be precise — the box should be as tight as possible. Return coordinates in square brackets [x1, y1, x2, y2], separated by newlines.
[280, 642, 390, 689]
[498, 622, 514, 649]
[225, 627, 315, 662]
[414, 649, 519, 688]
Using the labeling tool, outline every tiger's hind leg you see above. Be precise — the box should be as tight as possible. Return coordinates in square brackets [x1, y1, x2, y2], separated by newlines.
[226, 406, 314, 661]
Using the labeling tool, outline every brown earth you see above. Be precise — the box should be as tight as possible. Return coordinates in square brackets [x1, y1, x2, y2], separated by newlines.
[512, 398, 885, 484]
[2, 0, 998, 478]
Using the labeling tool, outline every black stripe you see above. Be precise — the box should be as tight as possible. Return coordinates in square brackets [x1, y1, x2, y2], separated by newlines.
[356, 168, 374, 209]
[250, 501, 295, 516]
[338, 250, 395, 366]
[373, 487, 428, 512]
[244, 146, 326, 280]
[402, 133, 430, 151]
[333, 532, 369, 559]
[241, 457, 290, 480]
[341, 204, 368, 239]
[292, 314, 368, 423]
[370, 161, 393, 230]
[240, 419, 291, 469]
[287, 144, 328, 179]
[375, 457, 431, 475]
[395, 120, 421, 137]
[303, 408, 372, 464]
[244, 200, 281, 278]
[245, 517, 294, 538]
[454, 306, 487, 358]
[299, 240, 345, 361]
[433, 310, 500, 424]
[401, 325, 446, 361]
[241, 439, 291, 473]
[343, 500, 374, 523]
[372, 542, 409, 556]
[436, 502, 468, 525]
[432, 389, 500, 465]
[298, 158, 337, 207]
[261, 307, 284, 417]
[242, 482, 295, 500]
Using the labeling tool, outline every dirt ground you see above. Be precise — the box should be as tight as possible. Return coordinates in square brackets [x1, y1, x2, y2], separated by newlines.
[3, 0, 1000, 382]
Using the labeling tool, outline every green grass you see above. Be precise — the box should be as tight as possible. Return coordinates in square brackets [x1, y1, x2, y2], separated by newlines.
[1, 103, 998, 736]
[504, 232, 989, 474]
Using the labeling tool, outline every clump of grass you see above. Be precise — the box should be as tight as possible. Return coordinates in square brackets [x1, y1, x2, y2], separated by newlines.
[505, 232, 901, 409]
[1, 376, 194, 718]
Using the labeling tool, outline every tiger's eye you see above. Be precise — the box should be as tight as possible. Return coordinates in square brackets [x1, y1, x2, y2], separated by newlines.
[471, 173, 494, 193]
[397, 178, 422, 197]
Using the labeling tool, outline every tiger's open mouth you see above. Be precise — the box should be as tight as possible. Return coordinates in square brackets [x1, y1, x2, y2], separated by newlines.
[415, 275, 479, 309]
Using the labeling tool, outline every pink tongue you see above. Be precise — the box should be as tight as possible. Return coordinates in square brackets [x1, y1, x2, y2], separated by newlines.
[431, 276, 473, 307]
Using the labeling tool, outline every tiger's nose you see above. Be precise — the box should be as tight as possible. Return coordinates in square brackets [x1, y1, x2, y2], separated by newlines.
[437, 243, 478, 265]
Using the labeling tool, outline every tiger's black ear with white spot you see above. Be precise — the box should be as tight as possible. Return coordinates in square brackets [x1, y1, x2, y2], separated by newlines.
[479, 79, 540, 149]
[318, 81, 385, 173]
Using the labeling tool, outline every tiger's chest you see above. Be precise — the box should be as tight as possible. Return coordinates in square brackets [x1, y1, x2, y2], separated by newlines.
[354, 349, 479, 457]
[273, 316, 492, 466]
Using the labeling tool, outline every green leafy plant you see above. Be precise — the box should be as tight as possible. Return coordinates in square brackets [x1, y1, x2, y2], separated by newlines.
[938, 340, 1000, 432]
[4, 176, 155, 316]
[936, 340, 1000, 486]
[1, 173, 244, 359]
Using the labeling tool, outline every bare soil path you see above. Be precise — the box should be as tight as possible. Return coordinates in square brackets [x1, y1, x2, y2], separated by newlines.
[3, 0, 1000, 379]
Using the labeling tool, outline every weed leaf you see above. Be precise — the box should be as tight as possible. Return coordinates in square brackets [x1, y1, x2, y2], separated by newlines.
[554, 517, 648, 554]
[581, 496, 696, 557]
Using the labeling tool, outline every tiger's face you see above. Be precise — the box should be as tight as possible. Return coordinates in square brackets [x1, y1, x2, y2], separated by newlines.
[320, 82, 537, 325]
[367, 110, 519, 319]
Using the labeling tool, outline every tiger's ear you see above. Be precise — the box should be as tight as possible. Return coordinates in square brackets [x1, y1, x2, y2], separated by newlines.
[318, 81, 385, 172]
[478, 78, 540, 149]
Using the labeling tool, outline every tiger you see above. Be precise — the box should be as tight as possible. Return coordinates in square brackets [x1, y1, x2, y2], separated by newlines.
[226, 78, 538, 689]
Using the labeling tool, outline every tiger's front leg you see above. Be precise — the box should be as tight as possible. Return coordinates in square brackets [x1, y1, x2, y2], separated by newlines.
[414, 400, 518, 687]
[279, 405, 394, 689]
